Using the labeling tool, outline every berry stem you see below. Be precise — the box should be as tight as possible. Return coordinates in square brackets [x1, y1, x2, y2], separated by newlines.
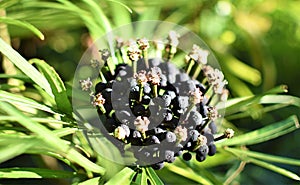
[143, 50, 149, 69]
[139, 84, 144, 102]
[133, 60, 137, 76]
[153, 84, 158, 98]
[99, 71, 107, 83]
[98, 104, 106, 114]
[192, 64, 202, 80]
[185, 59, 195, 74]
[198, 118, 210, 133]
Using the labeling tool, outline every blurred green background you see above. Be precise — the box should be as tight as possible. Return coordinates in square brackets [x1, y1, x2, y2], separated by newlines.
[1, 0, 300, 184]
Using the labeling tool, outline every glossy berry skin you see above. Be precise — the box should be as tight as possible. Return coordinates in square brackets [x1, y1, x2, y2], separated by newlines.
[196, 153, 206, 162]
[182, 152, 192, 161]
[208, 144, 217, 156]
[151, 162, 164, 170]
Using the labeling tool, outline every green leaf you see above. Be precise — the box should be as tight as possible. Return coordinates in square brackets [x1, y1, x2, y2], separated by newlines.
[110, 0, 132, 31]
[104, 167, 136, 185]
[0, 101, 105, 175]
[217, 115, 299, 147]
[224, 147, 300, 166]
[249, 158, 300, 181]
[0, 74, 31, 82]
[164, 164, 213, 185]
[260, 95, 300, 107]
[222, 54, 261, 86]
[78, 177, 101, 185]
[145, 167, 164, 185]
[223, 85, 288, 115]
[0, 90, 57, 114]
[0, 17, 44, 40]
[0, 38, 53, 97]
[0, 140, 36, 164]
[0, 168, 79, 179]
[31, 59, 72, 117]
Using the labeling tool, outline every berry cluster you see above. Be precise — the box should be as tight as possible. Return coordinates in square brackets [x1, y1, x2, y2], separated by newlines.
[79, 31, 233, 170]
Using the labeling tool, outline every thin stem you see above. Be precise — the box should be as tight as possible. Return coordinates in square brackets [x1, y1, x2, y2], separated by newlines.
[192, 64, 202, 79]
[133, 60, 137, 76]
[143, 50, 149, 69]
[185, 59, 195, 75]
[224, 161, 247, 185]
[153, 84, 158, 98]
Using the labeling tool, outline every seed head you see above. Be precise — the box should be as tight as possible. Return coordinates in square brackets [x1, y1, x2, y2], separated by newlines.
[168, 30, 180, 47]
[134, 70, 148, 86]
[114, 126, 128, 140]
[99, 49, 110, 61]
[224, 128, 234, 138]
[188, 44, 209, 65]
[174, 125, 188, 142]
[137, 38, 150, 50]
[127, 41, 141, 61]
[189, 88, 204, 105]
[92, 93, 105, 106]
[207, 106, 219, 121]
[134, 116, 150, 133]
[148, 67, 161, 85]
[79, 77, 93, 91]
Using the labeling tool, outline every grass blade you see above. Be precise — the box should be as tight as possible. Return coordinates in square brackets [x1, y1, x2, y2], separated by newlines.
[0, 141, 36, 164]
[0, 167, 79, 178]
[217, 115, 299, 147]
[0, 90, 57, 114]
[249, 158, 300, 181]
[0, 38, 53, 97]
[104, 167, 136, 185]
[78, 177, 101, 185]
[225, 147, 300, 166]
[0, 17, 44, 40]
[145, 167, 164, 185]
[31, 59, 72, 117]
[0, 101, 105, 174]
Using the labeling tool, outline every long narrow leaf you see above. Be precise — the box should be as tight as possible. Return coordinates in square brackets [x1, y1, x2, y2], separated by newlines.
[0, 101, 105, 174]
[0, 168, 79, 179]
[217, 115, 299, 146]
[104, 167, 136, 185]
[0, 17, 44, 40]
[249, 158, 300, 181]
[31, 59, 72, 116]
[0, 38, 53, 97]
[0, 90, 57, 114]
[145, 167, 164, 185]
[78, 177, 101, 185]
[225, 147, 300, 166]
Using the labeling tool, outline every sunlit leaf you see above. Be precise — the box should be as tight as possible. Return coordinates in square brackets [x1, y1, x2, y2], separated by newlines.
[31, 59, 72, 117]
[0, 17, 44, 40]
[104, 167, 136, 185]
[225, 147, 300, 166]
[217, 115, 299, 146]
[0, 38, 53, 97]
[0, 167, 80, 179]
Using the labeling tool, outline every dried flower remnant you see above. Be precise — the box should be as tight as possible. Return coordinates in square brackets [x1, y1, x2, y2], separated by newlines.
[127, 41, 141, 62]
[189, 87, 204, 105]
[207, 106, 219, 121]
[134, 116, 150, 133]
[214, 128, 235, 141]
[92, 93, 106, 114]
[79, 77, 93, 91]
[174, 125, 188, 142]
[166, 31, 180, 60]
[134, 70, 148, 86]
[90, 59, 100, 68]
